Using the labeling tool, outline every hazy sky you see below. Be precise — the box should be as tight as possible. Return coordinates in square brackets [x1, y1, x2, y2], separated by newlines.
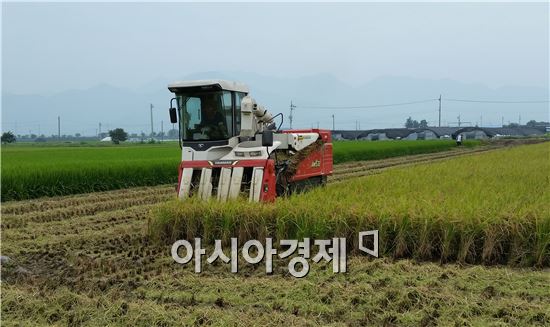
[2, 2, 549, 95]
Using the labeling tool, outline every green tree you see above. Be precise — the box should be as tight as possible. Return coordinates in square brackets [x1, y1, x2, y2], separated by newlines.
[419, 119, 428, 128]
[167, 128, 178, 139]
[405, 117, 422, 128]
[109, 128, 128, 144]
[1, 131, 16, 144]
[405, 117, 414, 128]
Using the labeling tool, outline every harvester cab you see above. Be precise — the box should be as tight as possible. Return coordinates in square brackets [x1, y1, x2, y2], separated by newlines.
[168, 80, 333, 202]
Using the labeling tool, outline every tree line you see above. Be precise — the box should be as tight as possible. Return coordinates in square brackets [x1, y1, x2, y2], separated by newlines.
[404, 117, 429, 128]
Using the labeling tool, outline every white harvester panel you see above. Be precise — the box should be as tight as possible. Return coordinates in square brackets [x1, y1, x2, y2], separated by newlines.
[249, 167, 264, 202]
[228, 167, 244, 200]
[217, 168, 232, 202]
[198, 168, 213, 200]
[290, 133, 319, 151]
[178, 168, 194, 199]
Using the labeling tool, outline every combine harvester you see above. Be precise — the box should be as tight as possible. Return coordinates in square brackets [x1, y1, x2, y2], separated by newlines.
[167, 80, 333, 202]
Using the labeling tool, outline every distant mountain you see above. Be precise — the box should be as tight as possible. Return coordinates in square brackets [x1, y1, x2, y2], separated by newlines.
[2, 72, 548, 135]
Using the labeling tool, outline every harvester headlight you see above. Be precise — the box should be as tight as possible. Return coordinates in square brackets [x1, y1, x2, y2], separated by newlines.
[249, 151, 262, 157]
[234, 151, 245, 157]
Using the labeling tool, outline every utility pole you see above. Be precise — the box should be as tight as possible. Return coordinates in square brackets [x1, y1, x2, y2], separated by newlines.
[518, 114, 521, 126]
[450, 114, 470, 127]
[161, 120, 164, 142]
[150, 104, 154, 137]
[438, 94, 442, 127]
[332, 114, 335, 131]
[57, 116, 61, 140]
[501, 116, 504, 127]
[99, 122, 102, 136]
[480, 115, 482, 127]
[289, 101, 296, 129]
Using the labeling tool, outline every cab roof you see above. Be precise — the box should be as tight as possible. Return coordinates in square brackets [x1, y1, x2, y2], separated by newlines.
[168, 79, 249, 93]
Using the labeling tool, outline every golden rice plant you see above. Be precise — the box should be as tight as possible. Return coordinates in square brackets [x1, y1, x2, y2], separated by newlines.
[148, 142, 550, 266]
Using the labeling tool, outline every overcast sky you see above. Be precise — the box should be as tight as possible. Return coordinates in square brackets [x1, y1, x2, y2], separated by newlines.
[2, 2, 549, 95]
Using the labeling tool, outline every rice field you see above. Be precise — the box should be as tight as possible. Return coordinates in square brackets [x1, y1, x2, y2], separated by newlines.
[1, 139, 480, 201]
[1, 143, 181, 201]
[1, 142, 549, 326]
[332, 139, 478, 163]
[149, 142, 550, 267]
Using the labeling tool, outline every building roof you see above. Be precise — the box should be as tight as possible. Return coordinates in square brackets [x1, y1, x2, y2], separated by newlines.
[168, 80, 249, 93]
[333, 127, 544, 140]
[451, 127, 544, 138]
[422, 127, 460, 137]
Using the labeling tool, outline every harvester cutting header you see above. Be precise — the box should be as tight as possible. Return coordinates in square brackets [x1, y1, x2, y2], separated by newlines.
[168, 80, 333, 202]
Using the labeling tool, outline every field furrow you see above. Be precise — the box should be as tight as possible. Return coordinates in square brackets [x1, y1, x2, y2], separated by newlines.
[1, 193, 172, 229]
[329, 145, 499, 181]
[1, 185, 174, 215]
[332, 145, 492, 173]
[2, 205, 154, 253]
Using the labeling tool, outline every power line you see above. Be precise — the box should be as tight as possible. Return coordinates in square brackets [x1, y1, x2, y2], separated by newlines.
[445, 98, 549, 104]
[296, 98, 438, 110]
[150, 103, 154, 137]
[437, 94, 441, 127]
[289, 101, 296, 129]
[289, 108, 438, 123]
[295, 96, 548, 110]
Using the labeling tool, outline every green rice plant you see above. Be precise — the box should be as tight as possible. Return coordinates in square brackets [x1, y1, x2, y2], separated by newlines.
[1, 140, 480, 201]
[1, 144, 180, 201]
[148, 142, 550, 266]
[332, 139, 479, 164]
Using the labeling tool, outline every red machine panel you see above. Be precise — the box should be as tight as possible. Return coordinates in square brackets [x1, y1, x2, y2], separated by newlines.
[283, 129, 333, 182]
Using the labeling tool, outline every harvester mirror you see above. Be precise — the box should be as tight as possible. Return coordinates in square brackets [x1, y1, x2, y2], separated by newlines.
[169, 108, 177, 124]
[262, 130, 273, 147]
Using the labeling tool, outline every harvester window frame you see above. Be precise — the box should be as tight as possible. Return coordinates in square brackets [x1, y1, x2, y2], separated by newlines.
[221, 91, 234, 136]
[234, 92, 246, 136]
[176, 91, 234, 142]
